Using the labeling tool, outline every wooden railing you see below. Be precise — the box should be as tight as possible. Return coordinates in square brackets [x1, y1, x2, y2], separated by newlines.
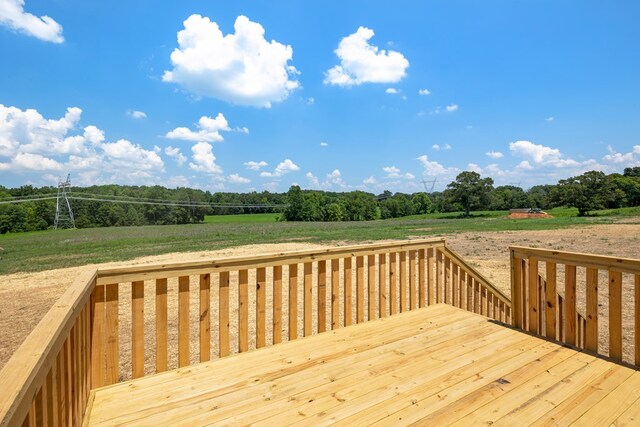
[0, 238, 510, 426]
[511, 246, 640, 366]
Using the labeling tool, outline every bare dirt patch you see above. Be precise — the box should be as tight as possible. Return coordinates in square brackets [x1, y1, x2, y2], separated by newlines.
[2, 223, 640, 370]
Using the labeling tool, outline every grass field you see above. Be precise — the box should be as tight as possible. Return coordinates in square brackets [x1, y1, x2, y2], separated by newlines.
[0, 207, 636, 275]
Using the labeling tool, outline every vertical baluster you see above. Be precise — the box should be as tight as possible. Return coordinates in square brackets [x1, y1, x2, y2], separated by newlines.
[545, 263, 557, 340]
[65, 336, 72, 424]
[256, 268, 266, 348]
[331, 259, 340, 329]
[635, 274, 640, 366]
[418, 249, 426, 308]
[48, 361, 57, 425]
[452, 263, 459, 308]
[389, 253, 397, 315]
[219, 272, 230, 357]
[105, 283, 119, 384]
[200, 273, 211, 361]
[344, 257, 353, 326]
[318, 261, 327, 333]
[273, 266, 283, 344]
[427, 248, 435, 305]
[57, 352, 66, 426]
[304, 262, 313, 336]
[467, 273, 473, 313]
[132, 280, 144, 378]
[288, 264, 298, 339]
[444, 256, 451, 305]
[155, 278, 168, 371]
[565, 265, 577, 346]
[585, 268, 599, 352]
[511, 253, 523, 329]
[609, 270, 622, 360]
[36, 379, 44, 426]
[400, 251, 407, 312]
[528, 257, 539, 334]
[409, 250, 417, 310]
[368, 254, 376, 320]
[474, 279, 480, 314]
[238, 270, 249, 352]
[356, 256, 365, 323]
[91, 285, 105, 388]
[379, 254, 387, 318]
[178, 276, 191, 365]
[436, 250, 443, 303]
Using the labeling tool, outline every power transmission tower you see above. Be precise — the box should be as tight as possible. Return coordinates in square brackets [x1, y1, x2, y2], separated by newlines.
[54, 174, 75, 229]
[421, 178, 437, 192]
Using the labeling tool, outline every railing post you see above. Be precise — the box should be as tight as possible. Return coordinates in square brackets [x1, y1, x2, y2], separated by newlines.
[511, 249, 523, 329]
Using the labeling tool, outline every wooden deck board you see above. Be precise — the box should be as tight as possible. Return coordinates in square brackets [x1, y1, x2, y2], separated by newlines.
[84, 304, 640, 426]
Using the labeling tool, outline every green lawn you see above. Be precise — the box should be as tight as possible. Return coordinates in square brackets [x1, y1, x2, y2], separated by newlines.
[0, 208, 634, 275]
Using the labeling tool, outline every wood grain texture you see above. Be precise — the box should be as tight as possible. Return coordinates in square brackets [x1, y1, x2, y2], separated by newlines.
[218, 272, 230, 357]
[199, 273, 211, 361]
[131, 281, 144, 379]
[273, 266, 283, 344]
[178, 276, 190, 366]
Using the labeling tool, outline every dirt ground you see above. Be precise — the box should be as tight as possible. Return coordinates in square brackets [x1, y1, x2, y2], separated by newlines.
[2, 223, 640, 371]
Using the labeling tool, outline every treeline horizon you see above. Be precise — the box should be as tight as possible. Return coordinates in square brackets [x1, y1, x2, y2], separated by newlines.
[1, 166, 640, 233]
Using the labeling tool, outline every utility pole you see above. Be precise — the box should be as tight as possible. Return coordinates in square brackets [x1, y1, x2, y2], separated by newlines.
[54, 174, 75, 229]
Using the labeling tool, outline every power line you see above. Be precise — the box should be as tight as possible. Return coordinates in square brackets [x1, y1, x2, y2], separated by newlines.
[0, 196, 58, 205]
[67, 195, 287, 208]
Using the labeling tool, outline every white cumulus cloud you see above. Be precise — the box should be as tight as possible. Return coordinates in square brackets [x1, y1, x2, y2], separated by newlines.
[306, 172, 320, 188]
[189, 142, 222, 174]
[486, 151, 504, 159]
[0, 0, 64, 43]
[244, 160, 267, 171]
[418, 88, 431, 95]
[166, 113, 236, 143]
[260, 159, 299, 177]
[163, 14, 299, 108]
[324, 26, 409, 87]
[228, 173, 250, 184]
[165, 146, 187, 166]
[416, 154, 459, 177]
[385, 88, 398, 94]
[603, 145, 640, 164]
[445, 104, 459, 112]
[509, 140, 580, 168]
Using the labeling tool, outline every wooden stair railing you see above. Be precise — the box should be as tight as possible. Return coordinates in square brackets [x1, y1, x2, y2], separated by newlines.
[511, 246, 640, 366]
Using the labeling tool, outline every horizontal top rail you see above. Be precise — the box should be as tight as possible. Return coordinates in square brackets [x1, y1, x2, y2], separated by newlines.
[511, 246, 640, 274]
[96, 238, 447, 285]
[442, 246, 511, 306]
[0, 270, 97, 427]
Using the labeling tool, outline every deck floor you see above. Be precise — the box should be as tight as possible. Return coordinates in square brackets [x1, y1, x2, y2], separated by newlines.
[84, 304, 640, 426]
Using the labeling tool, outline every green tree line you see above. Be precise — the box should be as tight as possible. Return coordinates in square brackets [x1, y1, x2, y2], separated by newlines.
[1, 167, 639, 233]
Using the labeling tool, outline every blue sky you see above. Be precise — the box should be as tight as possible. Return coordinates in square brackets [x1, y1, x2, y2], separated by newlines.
[1, 1, 639, 193]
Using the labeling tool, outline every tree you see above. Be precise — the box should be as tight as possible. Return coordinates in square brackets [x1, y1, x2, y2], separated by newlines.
[490, 185, 528, 210]
[552, 170, 615, 216]
[445, 171, 494, 216]
[411, 192, 433, 214]
[283, 185, 304, 221]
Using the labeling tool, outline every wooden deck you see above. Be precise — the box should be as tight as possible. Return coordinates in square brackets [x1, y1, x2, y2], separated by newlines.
[83, 304, 640, 426]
